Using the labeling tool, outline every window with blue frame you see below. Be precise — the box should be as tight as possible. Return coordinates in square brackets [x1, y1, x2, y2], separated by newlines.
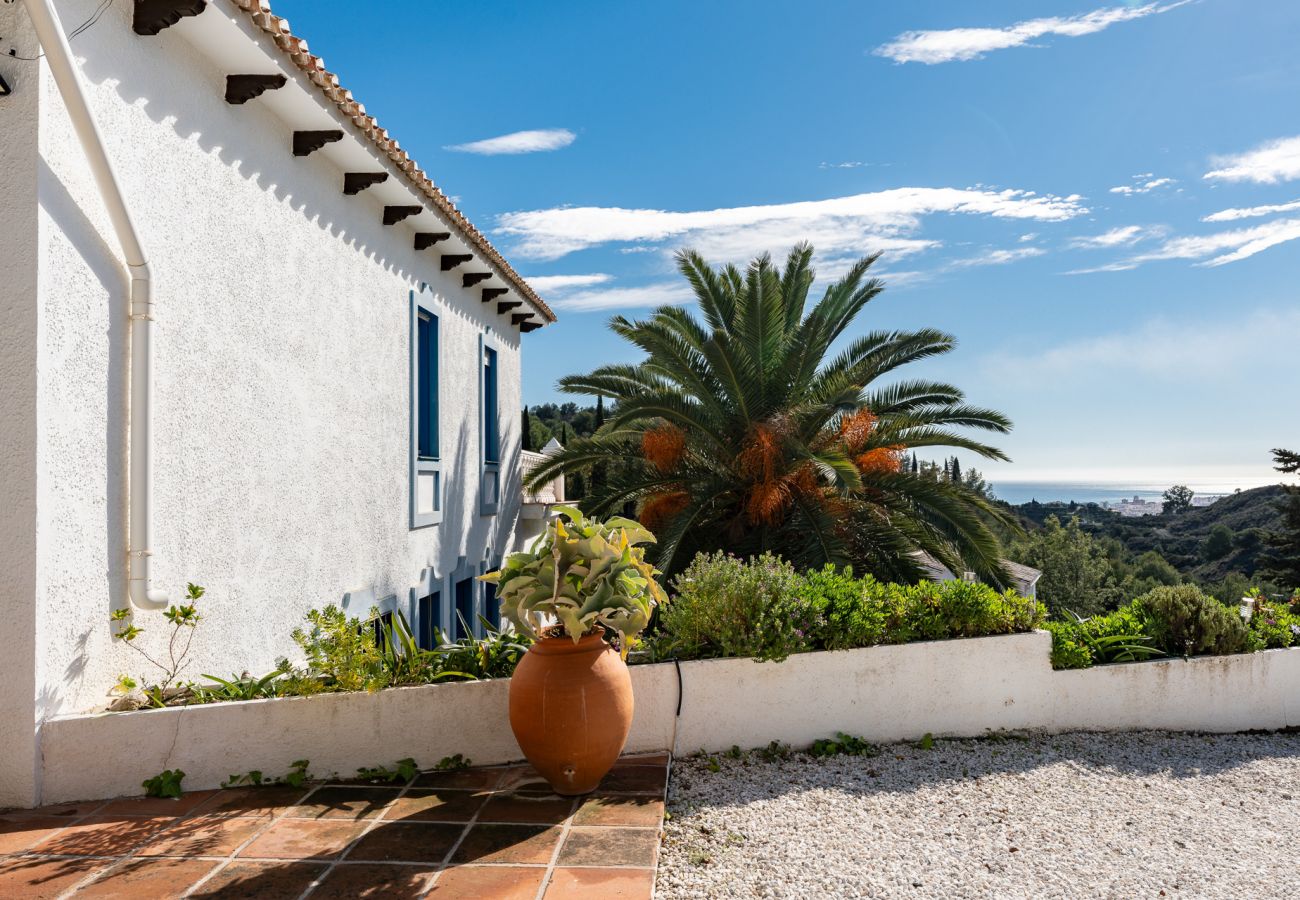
[483, 576, 499, 630]
[411, 291, 442, 528]
[417, 590, 441, 650]
[454, 576, 474, 641]
[483, 346, 499, 463]
[417, 310, 438, 460]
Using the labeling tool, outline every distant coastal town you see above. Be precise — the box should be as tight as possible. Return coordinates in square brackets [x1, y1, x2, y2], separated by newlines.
[1105, 493, 1228, 517]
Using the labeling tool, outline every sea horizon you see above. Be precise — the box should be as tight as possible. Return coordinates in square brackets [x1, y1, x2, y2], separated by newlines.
[986, 476, 1281, 506]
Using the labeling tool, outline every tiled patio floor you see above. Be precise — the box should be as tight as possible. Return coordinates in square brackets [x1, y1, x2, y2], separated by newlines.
[0, 753, 668, 899]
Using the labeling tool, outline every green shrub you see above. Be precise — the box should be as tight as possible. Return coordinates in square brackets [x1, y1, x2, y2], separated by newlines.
[1045, 606, 1161, 669]
[1136, 585, 1249, 657]
[656, 552, 817, 662]
[1044, 620, 1092, 669]
[1245, 593, 1300, 650]
[881, 579, 1044, 644]
[802, 565, 885, 650]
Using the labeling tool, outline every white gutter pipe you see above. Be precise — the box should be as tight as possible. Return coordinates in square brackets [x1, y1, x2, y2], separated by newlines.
[25, 0, 168, 608]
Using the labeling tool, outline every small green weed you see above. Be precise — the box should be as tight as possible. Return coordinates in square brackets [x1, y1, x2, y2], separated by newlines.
[433, 754, 471, 771]
[809, 732, 879, 758]
[142, 769, 185, 799]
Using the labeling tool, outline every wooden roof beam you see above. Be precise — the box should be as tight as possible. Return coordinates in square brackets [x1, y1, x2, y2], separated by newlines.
[441, 254, 472, 271]
[498, 301, 523, 315]
[133, 0, 205, 35]
[414, 232, 451, 250]
[520, 322, 543, 333]
[383, 205, 422, 226]
[512, 314, 533, 326]
[343, 172, 389, 195]
[292, 130, 343, 156]
[482, 287, 509, 302]
[463, 272, 492, 288]
[225, 74, 287, 105]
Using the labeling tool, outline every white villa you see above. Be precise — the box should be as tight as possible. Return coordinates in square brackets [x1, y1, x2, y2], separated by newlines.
[0, 0, 555, 808]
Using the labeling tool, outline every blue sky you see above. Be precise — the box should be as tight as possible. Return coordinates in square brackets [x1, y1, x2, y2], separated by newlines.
[277, 0, 1299, 486]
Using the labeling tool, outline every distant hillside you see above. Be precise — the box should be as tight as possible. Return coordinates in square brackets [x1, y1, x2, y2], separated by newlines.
[1011, 485, 1286, 580]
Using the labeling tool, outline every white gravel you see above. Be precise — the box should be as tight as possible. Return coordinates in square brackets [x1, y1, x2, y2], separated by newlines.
[656, 730, 1300, 899]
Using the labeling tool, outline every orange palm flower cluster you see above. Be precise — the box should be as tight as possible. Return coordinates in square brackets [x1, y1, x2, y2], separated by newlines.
[639, 490, 690, 533]
[642, 424, 686, 473]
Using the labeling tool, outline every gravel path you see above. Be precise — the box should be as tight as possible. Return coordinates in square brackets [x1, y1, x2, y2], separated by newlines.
[656, 731, 1300, 899]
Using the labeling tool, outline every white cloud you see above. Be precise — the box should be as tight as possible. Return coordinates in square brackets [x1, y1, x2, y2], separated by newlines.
[947, 246, 1046, 268]
[1204, 135, 1300, 184]
[523, 273, 613, 296]
[1072, 217, 1300, 271]
[552, 283, 695, 313]
[1018, 233, 1038, 242]
[1202, 199, 1300, 222]
[1109, 176, 1175, 195]
[1070, 225, 1153, 249]
[818, 161, 889, 170]
[445, 128, 576, 155]
[496, 187, 1088, 261]
[874, 2, 1189, 65]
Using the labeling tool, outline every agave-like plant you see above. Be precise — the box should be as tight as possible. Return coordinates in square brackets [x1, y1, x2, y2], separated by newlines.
[480, 506, 668, 655]
[526, 243, 1018, 582]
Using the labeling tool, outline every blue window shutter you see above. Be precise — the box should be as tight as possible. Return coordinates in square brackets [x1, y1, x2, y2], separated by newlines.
[483, 347, 499, 463]
[417, 312, 439, 459]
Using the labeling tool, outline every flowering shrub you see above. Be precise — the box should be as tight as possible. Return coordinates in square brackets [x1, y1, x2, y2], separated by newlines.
[653, 554, 1043, 663]
[655, 552, 818, 662]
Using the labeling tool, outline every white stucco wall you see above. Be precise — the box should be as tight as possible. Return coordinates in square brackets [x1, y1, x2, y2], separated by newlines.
[14, 0, 531, 757]
[34, 636, 1300, 806]
[0, 3, 43, 810]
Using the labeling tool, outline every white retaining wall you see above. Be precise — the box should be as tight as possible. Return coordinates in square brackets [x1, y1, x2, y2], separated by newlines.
[35, 632, 1300, 806]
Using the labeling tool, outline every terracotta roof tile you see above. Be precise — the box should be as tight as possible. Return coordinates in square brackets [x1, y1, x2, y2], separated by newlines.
[231, 0, 554, 323]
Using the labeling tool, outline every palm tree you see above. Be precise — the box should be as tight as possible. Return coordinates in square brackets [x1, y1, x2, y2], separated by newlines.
[526, 244, 1017, 581]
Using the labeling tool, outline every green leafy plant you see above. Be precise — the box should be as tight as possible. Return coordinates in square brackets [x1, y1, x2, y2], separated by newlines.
[194, 669, 286, 703]
[221, 770, 267, 789]
[916, 733, 935, 751]
[803, 565, 885, 651]
[1046, 608, 1164, 670]
[809, 732, 880, 758]
[142, 769, 186, 799]
[281, 759, 312, 789]
[655, 552, 817, 662]
[111, 583, 204, 705]
[288, 605, 386, 692]
[481, 505, 667, 655]
[434, 754, 471, 771]
[356, 758, 419, 784]
[431, 617, 531, 680]
[1137, 585, 1249, 657]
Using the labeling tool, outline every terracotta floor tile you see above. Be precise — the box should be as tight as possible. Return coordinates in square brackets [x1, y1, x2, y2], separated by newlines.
[192, 786, 311, 819]
[346, 821, 463, 863]
[32, 815, 174, 857]
[478, 791, 576, 824]
[98, 790, 217, 817]
[288, 786, 399, 820]
[411, 767, 505, 791]
[237, 818, 367, 860]
[0, 815, 76, 854]
[495, 765, 552, 794]
[593, 766, 667, 795]
[612, 752, 671, 768]
[0, 856, 106, 899]
[572, 796, 665, 828]
[556, 826, 659, 868]
[452, 823, 563, 865]
[14, 800, 106, 819]
[138, 815, 268, 857]
[382, 789, 486, 823]
[187, 860, 326, 898]
[310, 862, 437, 898]
[76, 857, 221, 898]
[429, 864, 546, 899]
[544, 866, 655, 899]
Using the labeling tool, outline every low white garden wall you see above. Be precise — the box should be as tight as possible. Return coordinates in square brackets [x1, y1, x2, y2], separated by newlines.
[34, 632, 1300, 806]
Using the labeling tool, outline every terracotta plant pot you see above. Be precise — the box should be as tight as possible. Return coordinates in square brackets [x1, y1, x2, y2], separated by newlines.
[508, 632, 634, 795]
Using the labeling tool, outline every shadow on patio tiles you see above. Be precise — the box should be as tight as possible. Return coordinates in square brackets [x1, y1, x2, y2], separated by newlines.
[312, 862, 438, 898]
[288, 785, 401, 820]
[428, 865, 547, 898]
[188, 861, 326, 898]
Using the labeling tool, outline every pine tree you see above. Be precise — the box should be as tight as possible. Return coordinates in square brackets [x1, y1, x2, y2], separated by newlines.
[521, 407, 533, 452]
[951, 456, 962, 483]
[1262, 448, 1300, 588]
[910, 453, 919, 475]
[943, 458, 952, 481]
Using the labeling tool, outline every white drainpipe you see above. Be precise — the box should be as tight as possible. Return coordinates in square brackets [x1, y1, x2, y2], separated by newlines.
[25, 0, 168, 608]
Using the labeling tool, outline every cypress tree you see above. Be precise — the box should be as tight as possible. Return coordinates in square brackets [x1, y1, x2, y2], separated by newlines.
[910, 453, 919, 475]
[951, 456, 962, 483]
[521, 406, 533, 452]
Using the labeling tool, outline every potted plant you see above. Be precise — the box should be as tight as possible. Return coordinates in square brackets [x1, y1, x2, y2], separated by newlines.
[480, 505, 666, 795]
